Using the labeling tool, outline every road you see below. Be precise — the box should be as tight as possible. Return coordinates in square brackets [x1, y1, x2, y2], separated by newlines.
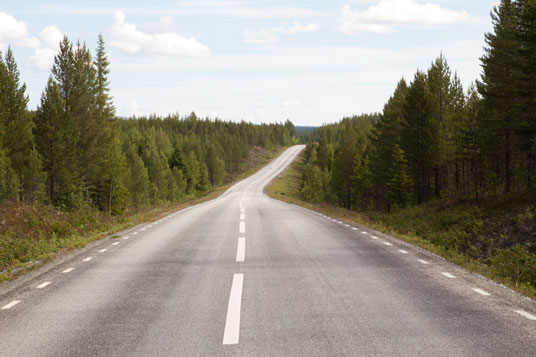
[1, 145, 535, 356]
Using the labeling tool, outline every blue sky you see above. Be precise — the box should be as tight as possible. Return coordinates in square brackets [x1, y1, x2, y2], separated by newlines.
[1, 1, 497, 126]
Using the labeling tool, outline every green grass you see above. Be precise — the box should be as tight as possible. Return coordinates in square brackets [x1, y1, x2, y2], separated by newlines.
[0, 146, 286, 284]
[267, 151, 536, 300]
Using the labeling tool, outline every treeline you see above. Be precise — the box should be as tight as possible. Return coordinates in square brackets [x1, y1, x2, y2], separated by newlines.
[302, 0, 536, 211]
[0, 35, 296, 214]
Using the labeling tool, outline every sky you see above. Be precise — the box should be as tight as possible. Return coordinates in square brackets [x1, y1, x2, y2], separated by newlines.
[0, 0, 498, 126]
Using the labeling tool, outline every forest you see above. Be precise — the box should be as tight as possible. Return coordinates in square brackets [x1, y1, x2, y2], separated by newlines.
[297, 0, 536, 291]
[0, 35, 296, 215]
[302, 0, 535, 211]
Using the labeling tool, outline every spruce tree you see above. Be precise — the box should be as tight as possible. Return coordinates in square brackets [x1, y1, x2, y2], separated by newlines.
[515, 0, 536, 187]
[1, 48, 40, 200]
[478, 0, 519, 192]
[34, 78, 79, 206]
[427, 54, 453, 198]
[387, 144, 412, 207]
[402, 71, 437, 203]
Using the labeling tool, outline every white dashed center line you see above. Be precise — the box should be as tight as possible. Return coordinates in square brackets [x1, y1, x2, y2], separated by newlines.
[36, 282, 51, 289]
[441, 272, 456, 279]
[123, 236, 130, 240]
[2, 300, 21, 310]
[83, 257, 93, 262]
[383, 242, 393, 246]
[240, 213, 245, 220]
[240, 208, 244, 213]
[361, 231, 368, 234]
[236, 237, 245, 262]
[112, 242, 119, 246]
[239, 221, 245, 234]
[133, 232, 138, 235]
[472, 288, 490, 296]
[371, 236, 379, 240]
[514, 310, 536, 320]
[418, 259, 429, 265]
[398, 249, 408, 254]
[352, 227, 358, 231]
[344, 224, 350, 227]
[223, 273, 244, 345]
[62, 268, 74, 273]
[99, 249, 107, 253]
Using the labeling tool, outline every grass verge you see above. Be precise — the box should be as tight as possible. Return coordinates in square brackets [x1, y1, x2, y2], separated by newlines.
[266, 150, 536, 300]
[0, 145, 286, 284]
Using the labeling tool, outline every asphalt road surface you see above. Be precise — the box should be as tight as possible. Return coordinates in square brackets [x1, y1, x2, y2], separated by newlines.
[1, 145, 535, 356]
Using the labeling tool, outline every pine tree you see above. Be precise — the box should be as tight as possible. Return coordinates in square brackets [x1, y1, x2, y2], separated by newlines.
[478, 0, 519, 193]
[34, 78, 79, 207]
[402, 71, 437, 203]
[427, 54, 453, 198]
[515, 0, 536, 188]
[369, 78, 408, 210]
[387, 144, 412, 207]
[0, 149, 18, 201]
[461, 84, 483, 201]
[1, 48, 40, 200]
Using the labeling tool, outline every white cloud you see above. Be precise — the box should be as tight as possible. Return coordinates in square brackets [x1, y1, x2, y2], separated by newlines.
[38, 25, 63, 50]
[30, 48, 56, 71]
[110, 11, 210, 57]
[0, 13, 62, 71]
[282, 99, 300, 107]
[30, 25, 63, 72]
[0, 12, 40, 49]
[288, 22, 319, 34]
[339, 1, 469, 34]
[242, 29, 278, 45]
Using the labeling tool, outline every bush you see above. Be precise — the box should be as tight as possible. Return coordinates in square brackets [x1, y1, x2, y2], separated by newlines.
[490, 244, 536, 287]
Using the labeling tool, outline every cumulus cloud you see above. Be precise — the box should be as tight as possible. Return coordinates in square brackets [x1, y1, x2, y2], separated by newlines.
[0, 12, 40, 49]
[31, 25, 63, 71]
[31, 48, 56, 71]
[110, 11, 210, 57]
[288, 22, 319, 34]
[339, 0, 469, 34]
[38, 25, 63, 50]
[0, 12, 62, 71]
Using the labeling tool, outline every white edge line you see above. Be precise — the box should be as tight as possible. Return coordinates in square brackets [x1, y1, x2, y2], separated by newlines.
[471, 288, 490, 296]
[514, 309, 536, 320]
[2, 300, 21, 309]
[223, 273, 244, 345]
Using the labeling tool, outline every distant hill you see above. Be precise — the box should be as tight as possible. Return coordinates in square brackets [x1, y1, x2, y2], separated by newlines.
[295, 126, 318, 133]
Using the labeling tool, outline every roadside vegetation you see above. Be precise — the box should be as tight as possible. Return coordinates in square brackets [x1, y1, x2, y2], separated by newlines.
[268, 151, 536, 299]
[0, 34, 296, 282]
[270, 1, 536, 299]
